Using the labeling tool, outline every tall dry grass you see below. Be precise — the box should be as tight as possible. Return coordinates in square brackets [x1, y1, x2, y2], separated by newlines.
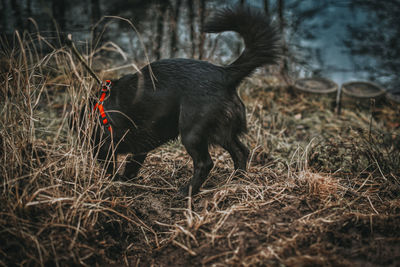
[0, 30, 153, 265]
[1, 28, 399, 266]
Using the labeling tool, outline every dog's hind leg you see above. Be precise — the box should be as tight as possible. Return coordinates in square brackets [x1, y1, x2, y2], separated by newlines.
[180, 133, 214, 196]
[223, 136, 249, 171]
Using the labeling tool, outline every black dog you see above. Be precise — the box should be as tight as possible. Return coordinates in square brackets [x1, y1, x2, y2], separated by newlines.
[89, 6, 280, 195]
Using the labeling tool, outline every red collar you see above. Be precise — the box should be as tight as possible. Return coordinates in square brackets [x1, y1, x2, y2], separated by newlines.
[93, 80, 112, 133]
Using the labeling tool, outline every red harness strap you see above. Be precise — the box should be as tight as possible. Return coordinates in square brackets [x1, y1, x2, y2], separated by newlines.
[93, 80, 112, 133]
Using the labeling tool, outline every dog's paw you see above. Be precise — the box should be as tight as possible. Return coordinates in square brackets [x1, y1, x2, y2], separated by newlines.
[112, 173, 138, 181]
[178, 185, 190, 198]
[111, 173, 126, 181]
[179, 184, 200, 198]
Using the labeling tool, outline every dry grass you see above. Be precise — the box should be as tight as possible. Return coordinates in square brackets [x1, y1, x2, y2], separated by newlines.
[1, 31, 400, 266]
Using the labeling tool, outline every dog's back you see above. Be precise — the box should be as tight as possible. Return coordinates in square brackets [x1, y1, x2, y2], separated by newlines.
[96, 6, 280, 195]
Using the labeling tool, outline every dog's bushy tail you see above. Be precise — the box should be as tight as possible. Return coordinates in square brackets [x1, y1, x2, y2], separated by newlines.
[204, 5, 281, 87]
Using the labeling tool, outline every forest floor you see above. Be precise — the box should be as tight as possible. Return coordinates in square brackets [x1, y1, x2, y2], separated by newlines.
[115, 78, 400, 266]
[1, 44, 400, 266]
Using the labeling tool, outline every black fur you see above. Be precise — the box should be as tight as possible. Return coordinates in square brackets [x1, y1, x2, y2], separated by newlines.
[90, 6, 280, 195]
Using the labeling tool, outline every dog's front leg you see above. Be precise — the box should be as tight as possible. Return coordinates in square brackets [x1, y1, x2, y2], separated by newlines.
[97, 151, 118, 176]
[123, 153, 147, 179]
[180, 135, 214, 196]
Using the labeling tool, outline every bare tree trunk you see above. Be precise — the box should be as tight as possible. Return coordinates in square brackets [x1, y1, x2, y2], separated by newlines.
[277, 0, 289, 83]
[10, 0, 23, 31]
[277, 0, 285, 33]
[52, 0, 66, 31]
[264, 0, 269, 15]
[188, 0, 196, 58]
[1, 0, 9, 34]
[155, 2, 168, 60]
[198, 0, 206, 60]
[25, 0, 33, 31]
[240, 0, 246, 6]
[90, 0, 101, 48]
[26, 0, 32, 17]
[170, 0, 182, 58]
[90, 0, 101, 24]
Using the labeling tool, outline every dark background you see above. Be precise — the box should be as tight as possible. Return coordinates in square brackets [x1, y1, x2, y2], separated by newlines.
[1, 0, 399, 93]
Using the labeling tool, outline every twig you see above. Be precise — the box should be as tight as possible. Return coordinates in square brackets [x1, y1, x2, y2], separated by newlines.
[172, 240, 197, 256]
[65, 34, 101, 84]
